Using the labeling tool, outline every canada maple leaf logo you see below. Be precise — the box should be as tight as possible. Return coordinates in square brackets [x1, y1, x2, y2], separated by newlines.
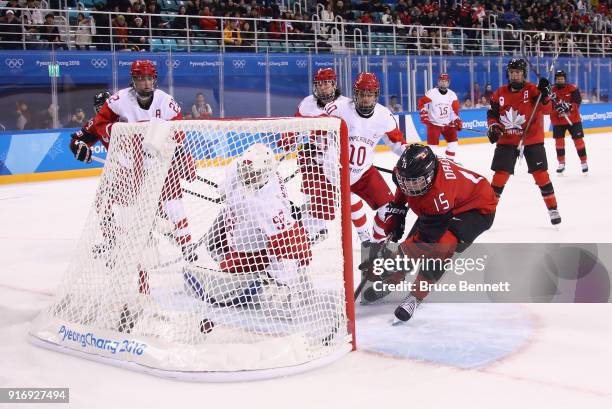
[500, 107, 526, 130]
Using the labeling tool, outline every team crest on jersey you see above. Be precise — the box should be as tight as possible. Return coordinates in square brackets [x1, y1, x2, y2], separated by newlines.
[500, 107, 526, 133]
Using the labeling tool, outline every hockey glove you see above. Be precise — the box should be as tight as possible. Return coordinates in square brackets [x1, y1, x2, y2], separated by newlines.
[385, 202, 408, 242]
[487, 123, 503, 144]
[453, 117, 463, 130]
[419, 108, 430, 125]
[537, 78, 551, 98]
[554, 101, 571, 115]
[69, 135, 92, 163]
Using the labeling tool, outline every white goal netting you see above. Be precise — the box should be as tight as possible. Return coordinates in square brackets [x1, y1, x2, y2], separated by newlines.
[30, 117, 353, 381]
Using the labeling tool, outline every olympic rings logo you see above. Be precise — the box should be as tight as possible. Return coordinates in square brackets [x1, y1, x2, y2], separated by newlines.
[5, 58, 24, 69]
[296, 60, 307, 68]
[90, 58, 108, 68]
[232, 59, 246, 69]
[166, 59, 180, 68]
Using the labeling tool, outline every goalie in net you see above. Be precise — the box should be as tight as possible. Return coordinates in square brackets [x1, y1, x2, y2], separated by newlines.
[184, 143, 315, 314]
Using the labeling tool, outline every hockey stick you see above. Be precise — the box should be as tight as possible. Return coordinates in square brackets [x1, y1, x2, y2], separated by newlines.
[519, 30, 572, 159]
[374, 165, 393, 174]
[521, 34, 573, 127]
[460, 128, 488, 135]
[91, 155, 106, 164]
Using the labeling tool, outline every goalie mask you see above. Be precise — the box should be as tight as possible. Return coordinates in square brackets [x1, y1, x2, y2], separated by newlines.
[237, 143, 277, 190]
[353, 72, 380, 117]
[93, 91, 111, 114]
[393, 144, 437, 197]
[130, 60, 157, 99]
[313, 68, 338, 105]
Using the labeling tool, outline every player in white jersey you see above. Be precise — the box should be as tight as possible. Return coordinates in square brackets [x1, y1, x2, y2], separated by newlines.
[277, 68, 353, 243]
[195, 144, 311, 288]
[418, 73, 462, 160]
[88, 60, 198, 263]
[325, 72, 407, 243]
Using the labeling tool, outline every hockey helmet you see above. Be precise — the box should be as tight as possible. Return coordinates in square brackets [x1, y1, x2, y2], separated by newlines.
[93, 91, 111, 114]
[393, 144, 437, 196]
[237, 143, 277, 190]
[353, 72, 380, 117]
[130, 60, 157, 98]
[313, 68, 338, 105]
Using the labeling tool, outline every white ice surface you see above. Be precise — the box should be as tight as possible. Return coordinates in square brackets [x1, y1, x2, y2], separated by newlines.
[1, 134, 612, 408]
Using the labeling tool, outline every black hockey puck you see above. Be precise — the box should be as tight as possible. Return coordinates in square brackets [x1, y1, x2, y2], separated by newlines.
[200, 318, 215, 333]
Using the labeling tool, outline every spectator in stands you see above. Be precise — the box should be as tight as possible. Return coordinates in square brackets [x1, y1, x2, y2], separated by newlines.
[172, 6, 189, 38]
[475, 96, 489, 108]
[1, 1, 20, 19]
[15, 101, 31, 131]
[388, 95, 403, 113]
[223, 19, 242, 50]
[192, 93, 213, 119]
[359, 11, 373, 24]
[131, 0, 146, 14]
[65, 108, 86, 128]
[91, 3, 110, 51]
[187, 0, 202, 17]
[129, 16, 149, 51]
[112, 14, 129, 50]
[75, 12, 94, 50]
[334, 1, 353, 21]
[483, 83, 493, 103]
[41, 13, 64, 49]
[241, 21, 254, 51]
[145, 2, 167, 37]
[0, 10, 22, 50]
[463, 98, 474, 109]
[472, 83, 481, 102]
[199, 6, 218, 37]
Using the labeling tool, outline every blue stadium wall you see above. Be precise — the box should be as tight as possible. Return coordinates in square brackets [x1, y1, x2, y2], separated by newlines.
[2, 103, 612, 184]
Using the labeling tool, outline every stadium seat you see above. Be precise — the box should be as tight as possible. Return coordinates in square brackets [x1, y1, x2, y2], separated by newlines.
[176, 38, 188, 51]
[204, 39, 219, 51]
[150, 38, 165, 52]
[160, 0, 179, 12]
[269, 41, 287, 53]
[257, 40, 270, 52]
[290, 42, 306, 53]
[162, 38, 178, 51]
[191, 39, 206, 52]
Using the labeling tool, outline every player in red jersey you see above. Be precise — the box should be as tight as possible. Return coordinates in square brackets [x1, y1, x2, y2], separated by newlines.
[550, 70, 588, 174]
[360, 144, 497, 322]
[487, 58, 561, 225]
[69, 60, 198, 262]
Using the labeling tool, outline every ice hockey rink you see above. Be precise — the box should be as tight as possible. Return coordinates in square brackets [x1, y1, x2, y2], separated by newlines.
[1, 133, 611, 408]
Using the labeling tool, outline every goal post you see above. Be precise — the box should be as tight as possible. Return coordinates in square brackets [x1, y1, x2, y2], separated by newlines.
[30, 116, 355, 381]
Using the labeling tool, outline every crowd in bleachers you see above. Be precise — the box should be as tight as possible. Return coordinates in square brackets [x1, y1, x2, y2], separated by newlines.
[0, 0, 610, 52]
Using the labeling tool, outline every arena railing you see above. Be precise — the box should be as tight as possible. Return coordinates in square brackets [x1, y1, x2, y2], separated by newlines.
[0, 7, 610, 57]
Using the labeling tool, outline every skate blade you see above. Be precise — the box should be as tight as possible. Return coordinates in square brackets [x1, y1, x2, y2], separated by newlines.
[391, 318, 406, 326]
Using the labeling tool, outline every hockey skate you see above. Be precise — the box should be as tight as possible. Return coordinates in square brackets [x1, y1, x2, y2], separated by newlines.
[393, 294, 421, 323]
[548, 208, 562, 225]
[556, 163, 565, 174]
[581, 162, 589, 174]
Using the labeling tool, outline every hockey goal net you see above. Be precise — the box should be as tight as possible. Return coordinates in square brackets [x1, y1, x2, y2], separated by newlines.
[30, 117, 354, 381]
